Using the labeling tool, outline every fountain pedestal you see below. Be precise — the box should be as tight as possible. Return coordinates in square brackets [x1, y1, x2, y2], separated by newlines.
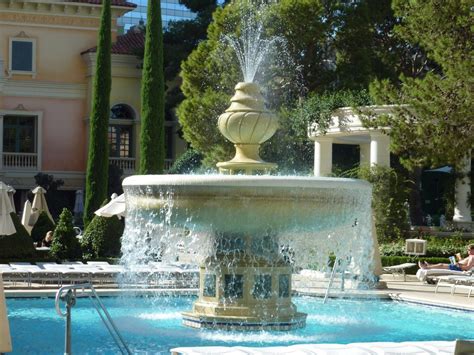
[182, 233, 306, 330]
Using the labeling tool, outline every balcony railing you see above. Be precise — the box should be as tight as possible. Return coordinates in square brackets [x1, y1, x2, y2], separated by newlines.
[2, 153, 38, 170]
[109, 157, 136, 173]
[109, 158, 175, 174]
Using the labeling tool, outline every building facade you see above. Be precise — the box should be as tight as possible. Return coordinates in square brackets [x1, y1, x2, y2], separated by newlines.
[0, 0, 186, 213]
[118, 0, 196, 30]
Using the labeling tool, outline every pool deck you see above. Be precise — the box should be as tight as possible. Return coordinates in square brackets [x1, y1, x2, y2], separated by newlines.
[3, 273, 473, 311]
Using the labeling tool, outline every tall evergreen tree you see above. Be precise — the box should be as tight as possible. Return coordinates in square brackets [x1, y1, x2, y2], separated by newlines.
[368, 0, 473, 171]
[139, 0, 165, 174]
[84, 0, 111, 227]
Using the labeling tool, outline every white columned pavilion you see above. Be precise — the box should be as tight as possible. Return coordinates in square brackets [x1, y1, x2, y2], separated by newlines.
[308, 106, 392, 177]
[453, 152, 472, 225]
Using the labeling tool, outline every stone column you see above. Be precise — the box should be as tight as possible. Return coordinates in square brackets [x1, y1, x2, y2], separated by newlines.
[369, 131, 390, 167]
[314, 137, 333, 177]
[360, 143, 370, 167]
[453, 152, 472, 223]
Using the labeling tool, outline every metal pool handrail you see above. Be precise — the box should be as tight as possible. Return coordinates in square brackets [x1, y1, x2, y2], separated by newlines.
[55, 283, 131, 355]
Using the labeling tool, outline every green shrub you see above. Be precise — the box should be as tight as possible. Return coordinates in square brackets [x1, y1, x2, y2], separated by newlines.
[81, 214, 124, 259]
[168, 149, 203, 174]
[0, 213, 35, 259]
[50, 209, 82, 260]
[358, 166, 409, 240]
[30, 211, 55, 243]
[380, 236, 474, 257]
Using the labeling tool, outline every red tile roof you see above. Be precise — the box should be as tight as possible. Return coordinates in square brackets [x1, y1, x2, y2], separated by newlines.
[82, 30, 145, 55]
[68, 0, 136, 8]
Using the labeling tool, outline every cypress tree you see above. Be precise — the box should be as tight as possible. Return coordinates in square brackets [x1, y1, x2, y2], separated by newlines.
[139, 0, 165, 174]
[84, 0, 112, 226]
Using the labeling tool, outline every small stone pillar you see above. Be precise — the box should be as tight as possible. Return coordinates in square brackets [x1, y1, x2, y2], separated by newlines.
[369, 132, 390, 167]
[453, 152, 472, 223]
[360, 143, 370, 166]
[314, 137, 333, 177]
[0, 276, 12, 353]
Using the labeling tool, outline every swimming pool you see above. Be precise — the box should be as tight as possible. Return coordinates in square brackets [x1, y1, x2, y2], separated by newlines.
[7, 296, 474, 354]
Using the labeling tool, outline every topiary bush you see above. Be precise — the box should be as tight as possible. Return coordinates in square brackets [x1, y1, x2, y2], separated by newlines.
[167, 149, 203, 174]
[30, 211, 55, 243]
[50, 208, 82, 260]
[81, 214, 124, 259]
[0, 213, 35, 259]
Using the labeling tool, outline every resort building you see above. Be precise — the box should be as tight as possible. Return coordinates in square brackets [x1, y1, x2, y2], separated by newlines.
[0, 0, 186, 212]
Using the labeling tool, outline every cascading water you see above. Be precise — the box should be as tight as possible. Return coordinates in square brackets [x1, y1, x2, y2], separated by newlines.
[119, 2, 379, 331]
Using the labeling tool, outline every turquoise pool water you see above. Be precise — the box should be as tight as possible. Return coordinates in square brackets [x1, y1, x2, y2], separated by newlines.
[7, 296, 474, 354]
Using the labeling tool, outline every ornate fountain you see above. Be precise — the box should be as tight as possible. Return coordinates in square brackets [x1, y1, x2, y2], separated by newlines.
[121, 12, 377, 331]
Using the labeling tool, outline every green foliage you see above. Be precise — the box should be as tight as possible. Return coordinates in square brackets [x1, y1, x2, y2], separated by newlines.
[84, 0, 111, 227]
[333, 0, 402, 89]
[380, 237, 474, 257]
[139, 0, 165, 174]
[31, 211, 55, 243]
[168, 149, 203, 174]
[81, 214, 124, 259]
[358, 165, 410, 240]
[0, 213, 35, 258]
[368, 1, 473, 171]
[50, 209, 82, 260]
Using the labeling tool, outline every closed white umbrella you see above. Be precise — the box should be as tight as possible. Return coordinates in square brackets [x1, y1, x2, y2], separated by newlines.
[29, 186, 54, 225]
[94, 193, 126, 219]
[21, 200, 33, 235]
[0, 182, 16, 236]
[6, 185, 15, 213]
[73, 189, 84, 215]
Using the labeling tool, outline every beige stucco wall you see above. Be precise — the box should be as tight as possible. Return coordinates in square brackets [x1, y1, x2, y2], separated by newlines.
[0, 25, 96, 83]
[3, 96, 86, 171]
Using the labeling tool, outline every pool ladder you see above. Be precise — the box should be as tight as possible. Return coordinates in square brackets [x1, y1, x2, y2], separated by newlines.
[55, 283, 132, 355]
[323, 256, 351, 304]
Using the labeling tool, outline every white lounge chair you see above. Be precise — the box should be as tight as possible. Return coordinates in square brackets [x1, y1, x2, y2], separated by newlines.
[415, 268, 472, 283]
[435, 275, 474, 297]
[383, 263, 416, 281]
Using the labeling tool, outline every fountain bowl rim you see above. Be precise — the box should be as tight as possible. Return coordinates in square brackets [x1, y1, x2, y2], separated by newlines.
[122, 174, 371, 190]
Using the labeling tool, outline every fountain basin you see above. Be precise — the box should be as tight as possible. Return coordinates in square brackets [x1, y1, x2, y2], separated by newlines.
[122, 175, 373, 331]
[123, 175, 371, 235]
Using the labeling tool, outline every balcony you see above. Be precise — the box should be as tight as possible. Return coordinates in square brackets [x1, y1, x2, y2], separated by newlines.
[109, 157, 136, 174]
[109, 157, 175, 174]
[1, 153, 38, 170]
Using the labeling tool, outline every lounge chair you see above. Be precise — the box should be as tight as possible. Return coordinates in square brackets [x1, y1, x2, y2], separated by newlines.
[383, 263, 416, 281]
[435, 275, 474, 297]
[415, 268, 472, 284]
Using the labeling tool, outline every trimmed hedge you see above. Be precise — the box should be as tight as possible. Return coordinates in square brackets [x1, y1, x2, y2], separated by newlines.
[380, 237, 474, 257]
[0, 213, 35, 258]
[50, 209, 82, 260]
[31, 211, 55, 243]
[81, 214, 124, 259]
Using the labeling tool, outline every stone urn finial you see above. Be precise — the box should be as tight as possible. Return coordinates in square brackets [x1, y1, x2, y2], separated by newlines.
[216, 82, 278, 174]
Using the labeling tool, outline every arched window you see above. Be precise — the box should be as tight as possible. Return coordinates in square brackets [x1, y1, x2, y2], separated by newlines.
[108, 104, 134, 158]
